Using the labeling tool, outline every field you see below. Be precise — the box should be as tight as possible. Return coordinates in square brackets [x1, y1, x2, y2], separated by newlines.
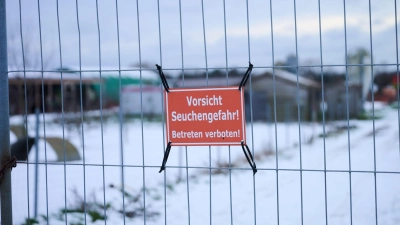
[10, 104, 400, 225]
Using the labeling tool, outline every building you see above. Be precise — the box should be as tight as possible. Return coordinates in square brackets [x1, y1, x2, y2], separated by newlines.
[171, 69, 321, 122]
[8, 71, 101, 115]
[324, 82, 362, 120]
[121, 85, 163, 115]
[8, 68, 161, 115]
[249, 70, 320, 122]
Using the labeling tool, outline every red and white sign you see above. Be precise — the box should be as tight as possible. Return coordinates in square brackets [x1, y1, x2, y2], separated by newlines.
[165, 87, 246, 146]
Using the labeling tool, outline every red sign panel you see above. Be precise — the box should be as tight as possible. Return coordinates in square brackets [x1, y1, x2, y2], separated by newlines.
[165, 87, 246, 146]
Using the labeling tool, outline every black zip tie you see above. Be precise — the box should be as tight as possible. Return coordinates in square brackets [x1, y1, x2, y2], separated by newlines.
[159, 141, 172, 173]
[238, 62, 253, 91]
[156, 64, 170, 92]
[241, 141, 257, 175]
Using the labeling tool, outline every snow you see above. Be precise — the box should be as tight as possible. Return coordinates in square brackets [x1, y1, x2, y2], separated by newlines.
[9, 105, 400, 225]
[8, 71, 100, 81]
[364, 101, 387, 111]
[8, 67, 159, 81]
[270, 69, 320, 88]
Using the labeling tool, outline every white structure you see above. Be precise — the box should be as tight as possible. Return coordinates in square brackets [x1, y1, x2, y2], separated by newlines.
[347, 50, 372, 109]
[121, 85, 163, 115]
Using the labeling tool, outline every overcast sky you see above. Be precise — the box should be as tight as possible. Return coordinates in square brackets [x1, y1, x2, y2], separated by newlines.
[5, 0, 400, 74]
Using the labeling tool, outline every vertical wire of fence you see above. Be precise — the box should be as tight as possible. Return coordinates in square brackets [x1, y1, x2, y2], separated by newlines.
[292, 1, 305, 224]
[114, 0, 127, 223]
[245, 0, 258, 223]
[268, 1, 281, 224]
[156, 0, 167, 224]
[317, 0, 329, 224]
[74, 1, 88, 223]
[222, 1, 234, 224]
[55, 1, 69, 223]
[3, 0, 400, 224]
[177, 1, 192, 224]
[396, 0, 400, 159]
[18, 0, 30, 223]
[199, 1, 213, 224]
[342, 1, 354, 224]
[368, 1, 379, 224]
[36, 0, 50, 222]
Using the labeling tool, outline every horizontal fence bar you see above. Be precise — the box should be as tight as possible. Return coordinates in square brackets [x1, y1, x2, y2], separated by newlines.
[17, 161, 400, 174]
[7, 62, 400, 74]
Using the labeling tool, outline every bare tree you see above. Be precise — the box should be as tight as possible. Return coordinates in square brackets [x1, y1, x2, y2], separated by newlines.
[7, 24, 55, 114]
[7, 24, 55, 71]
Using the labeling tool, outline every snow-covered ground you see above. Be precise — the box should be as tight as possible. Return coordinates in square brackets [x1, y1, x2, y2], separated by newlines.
[10, 104, 400, 225]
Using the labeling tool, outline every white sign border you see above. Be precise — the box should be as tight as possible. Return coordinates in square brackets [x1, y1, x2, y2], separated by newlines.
[165, 86, 246, 146]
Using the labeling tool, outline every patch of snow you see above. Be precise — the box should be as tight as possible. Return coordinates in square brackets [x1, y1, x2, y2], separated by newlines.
[10, 106, 400, 225]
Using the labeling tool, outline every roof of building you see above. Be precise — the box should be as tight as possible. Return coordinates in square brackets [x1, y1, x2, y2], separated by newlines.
[253, 69, 321, 89]
[171, 75, 243, 88]
[171, 69, 320, 89]
[8, 67, 159, 84]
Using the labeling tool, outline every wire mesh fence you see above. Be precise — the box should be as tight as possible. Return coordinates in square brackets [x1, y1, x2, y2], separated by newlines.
[1, 0, 400, 224]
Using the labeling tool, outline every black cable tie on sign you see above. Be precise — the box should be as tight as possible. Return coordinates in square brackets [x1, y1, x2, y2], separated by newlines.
[238, 62, 253, 91]
[159, 141, 172, 173]
[241, 141, 257, 175]
[156, 64, 170, 92]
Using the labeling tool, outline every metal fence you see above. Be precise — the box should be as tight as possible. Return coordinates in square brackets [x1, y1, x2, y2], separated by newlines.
[1, 0, 400, 224]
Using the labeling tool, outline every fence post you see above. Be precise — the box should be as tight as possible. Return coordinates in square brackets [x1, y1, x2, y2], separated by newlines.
[0, 0, 11, 224]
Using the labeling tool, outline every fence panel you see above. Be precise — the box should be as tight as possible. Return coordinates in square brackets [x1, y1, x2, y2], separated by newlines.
[2, 0, 400, 225]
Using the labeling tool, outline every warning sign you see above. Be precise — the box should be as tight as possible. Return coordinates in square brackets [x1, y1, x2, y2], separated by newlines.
[165, 87, 246, 146]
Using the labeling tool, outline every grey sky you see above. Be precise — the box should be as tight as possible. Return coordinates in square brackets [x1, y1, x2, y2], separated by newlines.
[5, 0, 400, 74]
